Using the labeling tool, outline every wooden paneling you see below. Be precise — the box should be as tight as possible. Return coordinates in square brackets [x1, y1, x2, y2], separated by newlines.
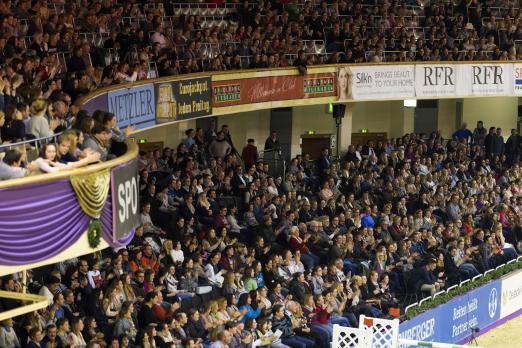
[350, 132, 387, 146]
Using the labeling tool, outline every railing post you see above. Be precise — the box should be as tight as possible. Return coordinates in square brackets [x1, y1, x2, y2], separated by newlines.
[22, 270, 26, 294]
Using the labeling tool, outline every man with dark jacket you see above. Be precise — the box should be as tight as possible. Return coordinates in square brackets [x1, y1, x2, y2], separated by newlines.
[416, 259, 440, 296]
[271, 304, 314, 348]
[138, 291, 158, 329]
[62, 289, 85, 321]
[490, 127, 505, 157]
[484, 126, 496, 158]
[316, 147, 331, 178]
[505, 129, 520, 164]
[185, 308, 207, 340]
[231, 165, 247, 197]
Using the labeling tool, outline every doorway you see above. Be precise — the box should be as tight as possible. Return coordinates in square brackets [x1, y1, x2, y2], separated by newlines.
[301, 134, 332, 159]
[414, 100, 438, 135]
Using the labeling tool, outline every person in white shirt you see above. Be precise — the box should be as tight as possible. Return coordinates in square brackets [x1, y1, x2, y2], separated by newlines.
[39, 276, 60, 305]
[205, 251, 226, 287]
[140, 202, 164, 235]
[150, 24, 168, 48]
[170, 241, 184, 264]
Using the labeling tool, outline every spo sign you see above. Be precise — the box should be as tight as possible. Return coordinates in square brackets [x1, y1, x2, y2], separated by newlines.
[111, 160, 140, 242]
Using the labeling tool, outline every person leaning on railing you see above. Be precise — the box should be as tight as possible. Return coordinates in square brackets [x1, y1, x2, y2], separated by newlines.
[31, 143, 100, 174]
[0, 148, 37, 180]
[83, 123, 114, 162]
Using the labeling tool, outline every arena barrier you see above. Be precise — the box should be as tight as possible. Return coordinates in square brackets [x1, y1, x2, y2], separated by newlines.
[332, 316, 482, 348]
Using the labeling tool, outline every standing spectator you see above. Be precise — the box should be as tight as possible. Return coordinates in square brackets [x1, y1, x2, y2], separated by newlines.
[484, 126, 496, 157]
[264, 131, 280, 152]
[505, 129, 520, 164]
[491, 127, 505, 157]
[472, 121, 487, 146]
[241, 138, 258, 167]
[316, 148, 331, 178]
[453, 123, 473, 143]
[208, 131, 232, 160]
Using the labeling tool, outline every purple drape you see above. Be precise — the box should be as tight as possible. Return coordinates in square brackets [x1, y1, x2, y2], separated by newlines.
[0, 179, 135, 265]
[101, 191, 135, 250]
[0, 179, 91, 265]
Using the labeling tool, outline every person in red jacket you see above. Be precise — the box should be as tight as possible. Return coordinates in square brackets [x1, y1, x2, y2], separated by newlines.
[152, 292, 180, 323]
[241, 138, 258, 167]
[288, 226, 320, 270]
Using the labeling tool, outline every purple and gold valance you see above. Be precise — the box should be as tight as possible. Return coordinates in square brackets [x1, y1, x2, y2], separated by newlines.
[0, 160, 137, 266]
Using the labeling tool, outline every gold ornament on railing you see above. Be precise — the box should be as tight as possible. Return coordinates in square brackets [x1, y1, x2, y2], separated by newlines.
[70, 169, 110, 218]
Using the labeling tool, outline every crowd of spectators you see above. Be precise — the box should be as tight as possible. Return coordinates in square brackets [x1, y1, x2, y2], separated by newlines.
[2, 0, 522, 348]
[2, 117, 522, 348]
[0, 0, 518, 102]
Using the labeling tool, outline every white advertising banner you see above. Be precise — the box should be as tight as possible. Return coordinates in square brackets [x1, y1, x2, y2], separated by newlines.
[350, 65, 415, 100]
[500, 270, 522, 319]
[458, 63, 513, 96]
[513, 64, 522, 95]
[338, 62, 520, 101]
[415, 64, 460, 97]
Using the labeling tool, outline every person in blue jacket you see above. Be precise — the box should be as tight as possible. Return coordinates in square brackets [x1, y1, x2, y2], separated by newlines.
[238, 292, 263, 322]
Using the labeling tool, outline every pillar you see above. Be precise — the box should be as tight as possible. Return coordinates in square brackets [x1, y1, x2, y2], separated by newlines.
[338, 103, 353, 155]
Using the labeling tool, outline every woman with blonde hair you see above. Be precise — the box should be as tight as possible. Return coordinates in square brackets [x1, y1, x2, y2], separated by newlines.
[215, 297, 232, 322]
[120, 273, 137, 303]
[222, 270, 240, 296]
[196, 191, 214, 225]
[337, 67, 353, 100]
[113, 301, 137, 341]
[28, 99, 60, 138]
[103, 280, 124, 321]
[67, 318, 86, 347]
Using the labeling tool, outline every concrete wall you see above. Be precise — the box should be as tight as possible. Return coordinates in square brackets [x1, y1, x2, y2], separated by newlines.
[437, 99, 458, 139]
[135, 97, 519, 156]
[134, 111, 271, 151]
[352, 100, 413, 139]
[133, 122, 188, 149]
[462, 97, 518, 139]
[217, 110, 271, 150]
[291, 104, 335, 157]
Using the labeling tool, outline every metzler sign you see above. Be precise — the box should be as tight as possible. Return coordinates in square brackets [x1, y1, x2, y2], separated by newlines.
[111, 160, 140, 242]
[108, 83, 156, 130]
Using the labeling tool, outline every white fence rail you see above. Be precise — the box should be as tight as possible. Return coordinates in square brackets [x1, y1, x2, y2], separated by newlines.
[332, 316, 482, 348]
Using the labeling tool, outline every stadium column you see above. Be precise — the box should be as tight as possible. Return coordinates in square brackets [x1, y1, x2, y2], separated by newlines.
[389, 101, 414, 138]
[337, 103, 353, 155]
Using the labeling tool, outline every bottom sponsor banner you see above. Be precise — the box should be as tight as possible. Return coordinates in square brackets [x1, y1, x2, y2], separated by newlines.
[500, 270, 522, 318]
[399, 280, 501, 347]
